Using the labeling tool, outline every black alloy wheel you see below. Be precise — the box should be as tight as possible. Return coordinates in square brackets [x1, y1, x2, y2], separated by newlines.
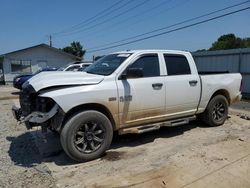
[212, 101, 226, 122]
[60, 110, 113, 162]
[200, 95, 228, 127]
[74, 121, 105, 154]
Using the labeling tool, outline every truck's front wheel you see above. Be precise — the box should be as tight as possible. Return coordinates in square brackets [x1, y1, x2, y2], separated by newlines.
[60, 110, 113, 162]
[201, 95, 228, 127]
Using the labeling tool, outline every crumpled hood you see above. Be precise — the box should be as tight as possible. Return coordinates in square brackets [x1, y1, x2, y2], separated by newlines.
[27, 71, 104, 91]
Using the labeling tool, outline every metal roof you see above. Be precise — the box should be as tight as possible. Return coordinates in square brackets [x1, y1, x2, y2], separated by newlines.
[192, 48, 250, 57]
[1, 43, 81, 60]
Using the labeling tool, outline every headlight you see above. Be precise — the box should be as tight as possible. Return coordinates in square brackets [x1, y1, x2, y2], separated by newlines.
[15, 77, 21, 82]
[36, 96, 55, 112]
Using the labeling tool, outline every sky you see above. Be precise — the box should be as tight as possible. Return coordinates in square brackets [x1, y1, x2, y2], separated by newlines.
[0, 0, 250, 60]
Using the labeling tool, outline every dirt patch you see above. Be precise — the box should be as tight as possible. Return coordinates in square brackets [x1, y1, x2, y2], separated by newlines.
[0, 96, 19, 100]
[1, 96, 250, 187]
[0, 99, 55, 188]
[102, 148, 146, 162]
[102, 151, 127, 161]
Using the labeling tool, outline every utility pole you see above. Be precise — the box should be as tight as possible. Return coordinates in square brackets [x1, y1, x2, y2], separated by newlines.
[49, 35, 52, 47]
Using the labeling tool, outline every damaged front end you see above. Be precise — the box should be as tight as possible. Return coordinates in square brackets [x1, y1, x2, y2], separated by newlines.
[12, 83, 65, 132]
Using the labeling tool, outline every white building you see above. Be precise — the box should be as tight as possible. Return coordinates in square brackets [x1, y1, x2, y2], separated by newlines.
[0, 44, 80, 84]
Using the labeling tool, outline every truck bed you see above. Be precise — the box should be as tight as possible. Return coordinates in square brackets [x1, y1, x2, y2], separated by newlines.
[197, 73, 242, 113]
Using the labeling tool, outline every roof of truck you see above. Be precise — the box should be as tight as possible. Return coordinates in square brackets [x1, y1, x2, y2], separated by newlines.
[113, 49, 190, 54]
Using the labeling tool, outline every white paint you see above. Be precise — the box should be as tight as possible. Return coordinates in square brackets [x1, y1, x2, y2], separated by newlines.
[29, 50, 242, 128]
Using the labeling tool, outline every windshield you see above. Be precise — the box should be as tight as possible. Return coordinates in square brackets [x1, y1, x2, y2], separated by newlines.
[84, 53, 132, 75]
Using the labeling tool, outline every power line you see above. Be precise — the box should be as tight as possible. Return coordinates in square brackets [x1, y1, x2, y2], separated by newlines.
[87, 6, 250, 53]
[52, 0, 128, 36]
[58, 0, 179, 43]
[87, 0, 250, 50]
[76, 0, 182, 42]
[57, 0, 152, 37]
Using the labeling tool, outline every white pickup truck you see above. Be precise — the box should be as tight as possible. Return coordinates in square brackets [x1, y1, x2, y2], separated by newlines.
[12, 50, 242, 162]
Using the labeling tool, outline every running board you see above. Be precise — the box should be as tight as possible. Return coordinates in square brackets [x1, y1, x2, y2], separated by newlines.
[119, 116, 196, 135]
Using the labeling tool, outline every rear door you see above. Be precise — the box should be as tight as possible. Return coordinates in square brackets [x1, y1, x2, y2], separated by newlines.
[163, 53, 200, 117]
[116, 53, 166, 127]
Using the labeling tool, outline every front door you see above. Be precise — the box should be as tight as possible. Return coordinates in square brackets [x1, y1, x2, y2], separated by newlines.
[117, 54, 166, 127]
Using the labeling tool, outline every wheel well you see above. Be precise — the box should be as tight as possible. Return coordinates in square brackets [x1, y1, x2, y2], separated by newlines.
[211, 89, 230, 104]
[62, 103, 116, 130]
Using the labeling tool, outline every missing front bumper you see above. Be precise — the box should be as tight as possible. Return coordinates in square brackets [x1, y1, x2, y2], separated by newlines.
[23, 104, 59, 123]
[12, 105, 22, 121]
[12, 104, 59, 129]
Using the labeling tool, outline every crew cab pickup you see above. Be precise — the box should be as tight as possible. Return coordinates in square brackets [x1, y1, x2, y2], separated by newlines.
[12, 50, 242, 162]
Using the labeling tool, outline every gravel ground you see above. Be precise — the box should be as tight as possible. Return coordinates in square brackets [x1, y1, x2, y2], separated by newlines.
[0, 87, 250, 187]
[0, 86, 19, 100]
[0, 99, 55, 188]
[42, 114, 250, 188]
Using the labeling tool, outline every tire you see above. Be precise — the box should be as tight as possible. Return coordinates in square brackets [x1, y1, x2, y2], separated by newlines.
[60, 110, 113, 162]
[200, 95, 228, 127]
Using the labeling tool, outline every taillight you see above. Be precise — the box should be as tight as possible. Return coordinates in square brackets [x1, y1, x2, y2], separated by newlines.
[240, 79, 243, 92]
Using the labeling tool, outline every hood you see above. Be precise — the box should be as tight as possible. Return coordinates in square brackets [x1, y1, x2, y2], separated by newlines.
[27, 71, 105, 91]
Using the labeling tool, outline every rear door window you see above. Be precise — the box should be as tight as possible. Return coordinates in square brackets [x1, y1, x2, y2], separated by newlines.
[164, 54, 191, 75]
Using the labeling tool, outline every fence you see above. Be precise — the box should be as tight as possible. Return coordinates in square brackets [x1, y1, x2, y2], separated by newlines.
[192, 48, 250, 99]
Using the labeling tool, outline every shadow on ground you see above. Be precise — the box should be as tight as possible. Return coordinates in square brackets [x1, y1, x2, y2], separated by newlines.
[7, 133, 42, 167]
[11, 91, 21, 95]
[7, 121, 208, 167]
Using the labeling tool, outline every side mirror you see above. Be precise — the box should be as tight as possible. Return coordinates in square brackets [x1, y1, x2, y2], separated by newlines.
[121, 67, 143, 79]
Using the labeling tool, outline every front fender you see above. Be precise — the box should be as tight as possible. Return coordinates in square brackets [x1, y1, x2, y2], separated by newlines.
[39, 84, 118, 118]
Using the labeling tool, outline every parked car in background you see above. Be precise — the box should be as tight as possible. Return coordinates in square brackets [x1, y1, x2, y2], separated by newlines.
[0, 69, 4, 84]
[13, 67, 57, 89]
[58, 62, 92, 72]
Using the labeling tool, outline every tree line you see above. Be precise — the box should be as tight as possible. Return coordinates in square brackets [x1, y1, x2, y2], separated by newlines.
[196, 33, 250, 52]
[61, 33, 250, 58]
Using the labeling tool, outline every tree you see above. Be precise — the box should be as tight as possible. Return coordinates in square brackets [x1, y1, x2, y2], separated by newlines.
[195, 49, 207, 52]
[243, 37, 250, 47]
[0, 56, 3, 63]
[195, 34, 250, 52]
[209, 34, 247, 51]
[62, 41, 86, 59]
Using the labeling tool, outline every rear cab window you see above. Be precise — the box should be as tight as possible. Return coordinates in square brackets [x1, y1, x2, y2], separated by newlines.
[164, 54, 191, 76]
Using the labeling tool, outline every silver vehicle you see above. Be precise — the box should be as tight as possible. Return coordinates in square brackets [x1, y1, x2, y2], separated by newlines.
[12, 50, 242, 162]
[59, 62, 92, 71]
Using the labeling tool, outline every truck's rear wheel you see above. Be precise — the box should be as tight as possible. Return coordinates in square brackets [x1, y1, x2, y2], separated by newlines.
[201, 95, 228, 127]
[60, 110, 113, 162]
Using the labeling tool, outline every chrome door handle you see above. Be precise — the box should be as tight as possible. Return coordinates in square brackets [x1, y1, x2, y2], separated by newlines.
[189, 80, 198, 86]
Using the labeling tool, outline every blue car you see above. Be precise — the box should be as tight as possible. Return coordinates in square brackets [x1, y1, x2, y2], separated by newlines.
[13, 67, 57, 90]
